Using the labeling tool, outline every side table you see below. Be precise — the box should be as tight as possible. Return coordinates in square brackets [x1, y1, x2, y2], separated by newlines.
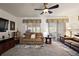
[45, 37, 52, 44]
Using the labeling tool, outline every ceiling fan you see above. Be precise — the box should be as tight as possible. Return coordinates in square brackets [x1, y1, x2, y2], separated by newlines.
[34, 3, 59, 15]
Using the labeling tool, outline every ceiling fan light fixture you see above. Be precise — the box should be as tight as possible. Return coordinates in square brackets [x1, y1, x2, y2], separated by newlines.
[43, 9, 48, 13]
[34, 3, 59, 15]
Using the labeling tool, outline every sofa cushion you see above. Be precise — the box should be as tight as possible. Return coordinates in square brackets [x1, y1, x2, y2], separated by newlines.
[65, 40, 74, 43]
[36, 33, 43, 38]
[25, 33, 31, 39]
[71, 41, 79, 48]
[73, 37, 79, 42]
[31, 34, 35, 39]
[36, 38, 43, 41]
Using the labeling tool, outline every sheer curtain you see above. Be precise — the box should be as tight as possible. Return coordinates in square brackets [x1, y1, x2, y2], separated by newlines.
[47, 19, 66, 41]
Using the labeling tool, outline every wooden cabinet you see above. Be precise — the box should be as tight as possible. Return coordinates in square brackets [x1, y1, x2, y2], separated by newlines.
[0, 38, 15, 55]
[15, 40, 19, 44]
[12, 31, 21, 40]
[12, 31, 20, 44]
[0, 44, 4, 55]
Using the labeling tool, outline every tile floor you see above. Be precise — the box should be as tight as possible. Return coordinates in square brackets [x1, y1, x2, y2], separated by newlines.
[1, 41, 79, 56]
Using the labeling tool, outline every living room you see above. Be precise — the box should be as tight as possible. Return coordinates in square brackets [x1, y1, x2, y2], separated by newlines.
[0, 3, 79, 56]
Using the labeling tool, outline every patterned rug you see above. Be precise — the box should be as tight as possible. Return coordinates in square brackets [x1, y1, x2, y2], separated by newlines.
[25, 45, 44, 48]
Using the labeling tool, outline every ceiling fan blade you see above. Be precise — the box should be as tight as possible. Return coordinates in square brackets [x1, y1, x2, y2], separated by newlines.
[48, 11, 53, 14]
[48, 4, 59, 9]
[40, 12, 44, 15]
[34, 9, 44, 10]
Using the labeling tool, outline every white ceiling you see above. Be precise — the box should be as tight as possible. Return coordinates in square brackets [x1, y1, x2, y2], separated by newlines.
[0, 3, 79, 17]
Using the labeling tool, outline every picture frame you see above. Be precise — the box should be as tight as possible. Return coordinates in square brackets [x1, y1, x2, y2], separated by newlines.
[10, 21, 15, 30]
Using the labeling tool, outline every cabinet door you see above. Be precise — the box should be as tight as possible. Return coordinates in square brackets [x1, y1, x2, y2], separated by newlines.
[2, 42, 9, 52]
[0, 44, 4, 55]
[9, 40, 15, 48]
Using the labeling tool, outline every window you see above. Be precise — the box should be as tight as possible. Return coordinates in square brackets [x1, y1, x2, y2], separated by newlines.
[27, 23, 41, 32]
[48, 23, 57, 33]
[23, 19, 41, 33]
[47, 19, 66, 40]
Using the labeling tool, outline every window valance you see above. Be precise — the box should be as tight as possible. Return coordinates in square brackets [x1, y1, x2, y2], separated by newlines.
[23, 19, 41, 23]
[47, 18, 69, 23]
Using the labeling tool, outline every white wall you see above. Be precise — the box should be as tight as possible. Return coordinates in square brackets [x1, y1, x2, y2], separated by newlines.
[0, 9, 19, 39]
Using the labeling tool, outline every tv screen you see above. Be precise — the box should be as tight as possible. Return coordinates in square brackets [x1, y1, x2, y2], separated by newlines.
[0, 18, 8, 32]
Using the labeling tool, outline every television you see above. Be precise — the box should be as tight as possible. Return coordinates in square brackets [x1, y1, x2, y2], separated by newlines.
[0, 18, 9, 32]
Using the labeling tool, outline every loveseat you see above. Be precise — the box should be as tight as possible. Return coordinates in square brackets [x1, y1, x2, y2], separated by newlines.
[20, 32, 44, 45]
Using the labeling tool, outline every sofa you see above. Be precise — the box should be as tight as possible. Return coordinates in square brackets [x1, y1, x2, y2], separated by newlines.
[20, 32, 44, 45]
[60, 36, 79, 52]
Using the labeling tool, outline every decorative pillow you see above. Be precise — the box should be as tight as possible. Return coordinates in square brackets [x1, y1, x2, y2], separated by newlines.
[31, 34, 35, 39]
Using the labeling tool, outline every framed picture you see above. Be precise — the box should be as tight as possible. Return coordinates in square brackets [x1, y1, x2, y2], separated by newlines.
[10, 21, 15, 30]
